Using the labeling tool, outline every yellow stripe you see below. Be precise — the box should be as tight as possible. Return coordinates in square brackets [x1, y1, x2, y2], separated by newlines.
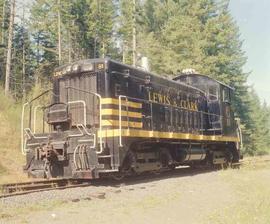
[101, 109, 142, 118]
[101, 98, 142, 109]
[98, 129, 240, 142]
[101, 120, 143, 128]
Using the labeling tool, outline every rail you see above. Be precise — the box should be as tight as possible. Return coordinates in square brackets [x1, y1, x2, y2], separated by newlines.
[118, 95, 154, 147]
[0, 179, 93, 198]
[21, 87, 103, 155]
[33, 105, 44, 133]
[65, 86, 103, 154]
[118, 95, 128, 147]
[67, 100, 87, 126]
[68, 124, 96, 149]
[21, 89, 56, 155]
[235, 118, 243, 150]
[21, 102, 29, 155]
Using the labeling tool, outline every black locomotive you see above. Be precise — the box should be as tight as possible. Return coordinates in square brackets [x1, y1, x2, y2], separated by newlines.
[22, 58, 242, 179]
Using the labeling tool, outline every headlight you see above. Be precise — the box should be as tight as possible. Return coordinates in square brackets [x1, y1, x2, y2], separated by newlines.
[61, 65, 71, 75]
[66, 65, 72, 73]
[81, 63, 93, 72]
[72, 64, 79, 72]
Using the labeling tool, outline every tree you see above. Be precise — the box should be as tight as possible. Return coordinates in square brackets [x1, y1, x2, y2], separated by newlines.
[10, 25, 35, 98]
[86, 0, 116, 58]
[136, 0, 270, 154]
[0, 0, 9, 82]
[118, 0, 142, 65]
[242, 89, 270, 155]
[1, 0, 267, 154]
[4, 0, 15, 95]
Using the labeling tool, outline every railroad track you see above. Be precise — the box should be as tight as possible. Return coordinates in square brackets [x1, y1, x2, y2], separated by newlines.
[1, 158, 269, 199]
[0, 179, 92, 199]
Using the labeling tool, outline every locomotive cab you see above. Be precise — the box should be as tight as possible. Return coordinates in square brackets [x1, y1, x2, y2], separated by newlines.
[173, 73, 237, 136]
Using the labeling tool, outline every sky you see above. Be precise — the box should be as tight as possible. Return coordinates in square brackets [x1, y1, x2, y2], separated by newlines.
[229, 0, 270, 104]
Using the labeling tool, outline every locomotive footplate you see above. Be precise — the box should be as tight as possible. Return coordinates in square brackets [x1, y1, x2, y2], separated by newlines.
[72, 170, 99, 179]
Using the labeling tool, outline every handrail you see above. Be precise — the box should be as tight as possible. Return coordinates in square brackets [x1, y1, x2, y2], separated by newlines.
[69, 124, 96, 149]
[24, 128, 48, 140]
[33, 105, 43, 133]
[68, 124, 85, 138]
[235, 118, 243, 150]
[238, 126, 243, 149]
[21, 89, 59, 155]
[21, 128, 48, 155]
[65, 86, 103, 154]
[21, 87, 103, 155]
[118, 95, 129, 147]
[78, 125, 96, 149]
[67, 100, 87, 126]
[116, 94, 227, 138]
[28, 89, 52, 104]
[21, 102, 29, 155]
[73, 145, 80, 170]
[118, 94, 223, 118]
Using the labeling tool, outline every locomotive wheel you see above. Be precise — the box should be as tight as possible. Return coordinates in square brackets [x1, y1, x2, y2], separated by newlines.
[224, 151, 233, 169]
[159, 148, 173, 169]
[169, 164, 176, 170]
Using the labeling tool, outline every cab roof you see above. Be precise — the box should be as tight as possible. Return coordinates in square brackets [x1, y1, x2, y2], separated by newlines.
[173, 73, 234, 90]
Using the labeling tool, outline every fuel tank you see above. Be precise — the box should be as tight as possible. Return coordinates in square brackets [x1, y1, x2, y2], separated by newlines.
[176, 146, 206, 162]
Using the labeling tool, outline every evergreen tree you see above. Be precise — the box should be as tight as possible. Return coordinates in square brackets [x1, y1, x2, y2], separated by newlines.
[137, 0, 269, 154]
[0, 0, 9, 83]
[244, 89, 270, 155]
[29, 0, 59, 82]
[118, 0, 143, 64]
[118, 0, 134, 64]
[87, 0, 115, 58]
[10, 25, 35, 98]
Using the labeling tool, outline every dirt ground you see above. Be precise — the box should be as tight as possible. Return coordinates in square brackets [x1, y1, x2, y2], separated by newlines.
[1, 161, 270, 224]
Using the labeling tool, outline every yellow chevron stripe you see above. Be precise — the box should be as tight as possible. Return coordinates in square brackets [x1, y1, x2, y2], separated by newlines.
[101, 109, 142, 118]
[101, 120, 143, 128]
[98, 129, 240, 142]
[101, 98, 142, 109]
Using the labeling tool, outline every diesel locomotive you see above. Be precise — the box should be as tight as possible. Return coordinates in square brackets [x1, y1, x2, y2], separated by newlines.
[22, 58, 242, 179]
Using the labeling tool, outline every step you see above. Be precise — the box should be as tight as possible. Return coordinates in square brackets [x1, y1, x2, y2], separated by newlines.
[78, 139, 95, 143]
[98, 155, 112, 158]
[98, 169, 119, 173]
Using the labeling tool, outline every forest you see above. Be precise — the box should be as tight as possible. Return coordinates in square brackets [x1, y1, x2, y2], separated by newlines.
[0, 0, 269, 155]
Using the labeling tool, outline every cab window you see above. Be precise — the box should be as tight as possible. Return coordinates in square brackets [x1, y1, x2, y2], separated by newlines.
[208, 85, 218, 100]
[223, 88, 230, 103]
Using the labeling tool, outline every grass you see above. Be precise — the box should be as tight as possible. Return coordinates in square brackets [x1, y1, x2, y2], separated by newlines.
[206, 158, 270, 224]
[0, 89, 25, 183]
[0, 85, 51, 184]
[0, 162, 7, 175]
